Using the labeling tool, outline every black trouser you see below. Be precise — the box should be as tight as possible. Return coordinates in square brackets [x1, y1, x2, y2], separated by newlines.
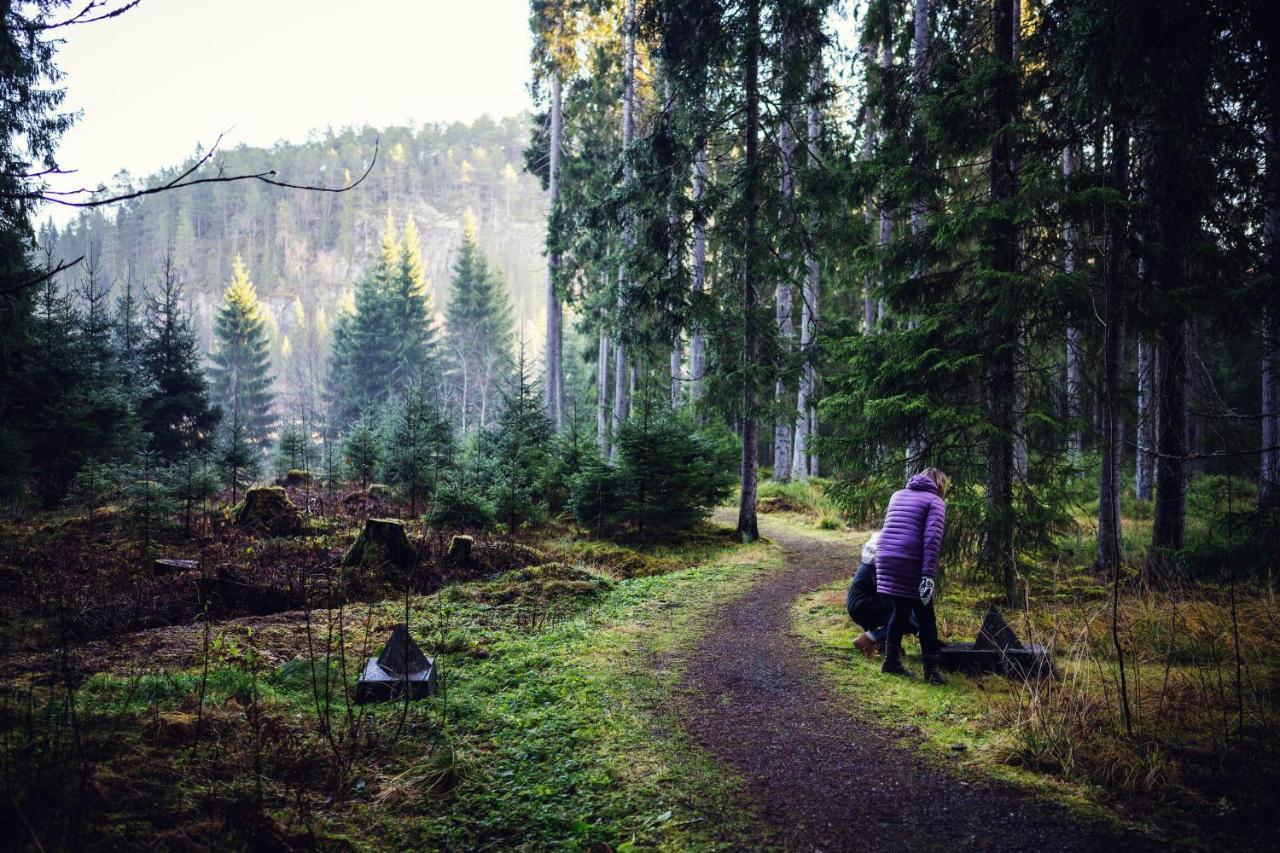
[850, 597, 917, 643]
[887, 595, 939, 656]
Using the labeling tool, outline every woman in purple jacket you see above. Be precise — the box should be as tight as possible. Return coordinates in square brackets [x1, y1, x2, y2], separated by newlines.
[875, 468, 949, 685]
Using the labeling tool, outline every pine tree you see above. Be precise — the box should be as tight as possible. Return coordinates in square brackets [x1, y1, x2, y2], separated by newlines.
[382, 382, 454, 515]
[329, 215, 437, 424]
[140, 253, 220, 462]
[389, 215, 439, 390]
[218, 393, 261, 504]
[209, 255, 276, 447]
[274, 421, 310, 478]
[445, 210, 514, 431]
[343, 412, 382, 489]
[479, 345, 553, 533]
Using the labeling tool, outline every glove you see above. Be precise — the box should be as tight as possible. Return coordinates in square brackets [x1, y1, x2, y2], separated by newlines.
[919, 577, 935, 607]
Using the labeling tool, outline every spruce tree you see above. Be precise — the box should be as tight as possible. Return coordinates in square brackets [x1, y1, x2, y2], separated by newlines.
[343, 413, 382, 489]
[209, 255, 276, 447]
[479, 346, 553, 533]
[274, 421, 310, 478]
[329, 215, 437, 424]
[389, 216, 439, 391]
[445, 210, 514, 431]
[218, 394, 261, 504]
[382, 382, 454, 515]
[140, 254, 220, 462]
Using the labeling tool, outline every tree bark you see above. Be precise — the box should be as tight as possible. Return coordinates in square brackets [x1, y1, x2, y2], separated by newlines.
[691, 141, 709, 407]
[545, 71, 564, 430]
[1065, 141, 1082, 466]
[611, 0, 637, 461]
[793, 56, 822, 480]
[773, 88, 797, 481]
[983, 0, 1019, 605]
[1262, 36, 1280, 509]
[876, 39, 893, 332]
[906, 0, 931, 474]
[597, 330, 610, 453]
[1136, 332, 1157, 500]
[1098, 126, 1129, 570]
[737, 0, 761, 542]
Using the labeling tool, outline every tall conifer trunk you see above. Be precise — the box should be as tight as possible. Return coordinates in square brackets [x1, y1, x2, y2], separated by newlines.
[1064, 146, 1083, 464]
[773, 45, 797, 482]
[545, 71, 564, 430]
[597, 329, 610, 452]
[691, 141, 708, 408]
[737, 0, 761, 542]
[793, 56, 822, 479]
[1098, 127, 1129, 569]
[611, 0, 636, 461]
[1136, 333, 1157, 499]
[983, 0, 1019, 604]
[1262, 23, 1280, 510]
[665, 75, 683, 408]
[876, 39, 893, 330]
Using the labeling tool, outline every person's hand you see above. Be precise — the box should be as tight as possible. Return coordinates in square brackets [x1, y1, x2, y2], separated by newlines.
[919, 577, 935, 606]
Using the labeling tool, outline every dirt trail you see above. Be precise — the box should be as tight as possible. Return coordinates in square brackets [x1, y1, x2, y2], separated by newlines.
[677, 514, 1153, 852]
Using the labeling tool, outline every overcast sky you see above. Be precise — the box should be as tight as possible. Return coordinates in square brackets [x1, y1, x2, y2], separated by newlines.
[46, 0, 534, 220]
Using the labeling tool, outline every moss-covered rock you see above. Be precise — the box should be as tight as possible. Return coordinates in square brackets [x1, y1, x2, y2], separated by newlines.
[233, 487, 302, 536]
[366, 483, 393, 499]
[343, 517, 415, 570]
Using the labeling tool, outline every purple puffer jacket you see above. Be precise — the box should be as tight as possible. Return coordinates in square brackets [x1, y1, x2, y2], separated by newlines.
[874, 474, 947, 598]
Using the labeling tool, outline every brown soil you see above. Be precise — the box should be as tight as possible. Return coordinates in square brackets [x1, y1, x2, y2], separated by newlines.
[677, 515, 1158, 852]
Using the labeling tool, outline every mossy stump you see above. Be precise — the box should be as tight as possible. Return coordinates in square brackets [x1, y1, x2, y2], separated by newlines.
[445, 534, 474, 566]
[280, 469, 313, 488]
[343, 517, 415, 571]
[234, 486, 302, 536]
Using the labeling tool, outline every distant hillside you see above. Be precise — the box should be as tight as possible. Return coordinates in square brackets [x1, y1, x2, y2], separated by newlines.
[42, 114, 547, 375]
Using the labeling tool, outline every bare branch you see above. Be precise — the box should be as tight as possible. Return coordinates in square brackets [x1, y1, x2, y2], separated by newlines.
[26, 137, 379, 208]
[28, 1, 142, 31]
[0, 256, 84, 298]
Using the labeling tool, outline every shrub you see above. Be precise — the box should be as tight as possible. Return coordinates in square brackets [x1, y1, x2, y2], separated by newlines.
[428, 480, 496, 531]
[569, 398, 735, 536]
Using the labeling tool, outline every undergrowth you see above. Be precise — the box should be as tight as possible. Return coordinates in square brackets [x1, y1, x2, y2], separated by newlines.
[0, 525, 778, 849]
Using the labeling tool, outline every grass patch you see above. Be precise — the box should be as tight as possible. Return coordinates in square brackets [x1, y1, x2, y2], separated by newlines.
[756, 478, 845, 528]
[2, 527, 781, 850]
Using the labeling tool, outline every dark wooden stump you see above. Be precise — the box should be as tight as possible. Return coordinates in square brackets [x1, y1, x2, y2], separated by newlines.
[343, 517, 415, 570]
[234, 486, 303, 536]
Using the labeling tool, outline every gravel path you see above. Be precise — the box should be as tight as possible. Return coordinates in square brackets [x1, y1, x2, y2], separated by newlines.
[677, 515, 1155, 852]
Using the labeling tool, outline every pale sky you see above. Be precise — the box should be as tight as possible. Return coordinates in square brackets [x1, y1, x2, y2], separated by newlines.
[46, 0, 534, 220]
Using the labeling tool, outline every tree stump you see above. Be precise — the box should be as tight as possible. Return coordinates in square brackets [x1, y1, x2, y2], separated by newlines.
[280, 469, 313, 488]
[445, 534, 474, 566]
[343, 518, 415, 571]
[234, 486, 302, 536]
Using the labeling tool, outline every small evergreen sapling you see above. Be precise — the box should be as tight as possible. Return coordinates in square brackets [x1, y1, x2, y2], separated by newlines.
[343, 413, 382, 489]
[381, 383, 454, 516]
[479, 346, 552, 533]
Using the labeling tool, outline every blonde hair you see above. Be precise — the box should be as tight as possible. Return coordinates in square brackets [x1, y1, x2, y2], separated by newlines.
[920, 467, 950, 497]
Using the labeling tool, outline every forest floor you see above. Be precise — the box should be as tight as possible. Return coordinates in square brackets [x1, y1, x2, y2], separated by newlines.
[3, 493, 1275, 849]
[677, 511, 1156, 852]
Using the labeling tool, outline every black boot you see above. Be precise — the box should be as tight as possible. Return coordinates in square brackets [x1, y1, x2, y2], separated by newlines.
[923, 654, 948, 685]
[881, 643, 912, 676]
